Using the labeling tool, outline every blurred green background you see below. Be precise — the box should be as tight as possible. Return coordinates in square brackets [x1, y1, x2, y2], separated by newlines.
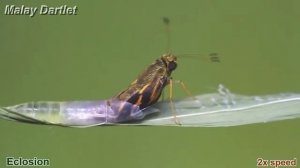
[0, 0, 299, 168]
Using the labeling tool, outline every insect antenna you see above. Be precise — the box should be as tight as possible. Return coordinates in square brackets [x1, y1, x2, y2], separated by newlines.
[176, 53, 221, 63]
[162, 17, 171, 54]
[209, 53, 220, 62]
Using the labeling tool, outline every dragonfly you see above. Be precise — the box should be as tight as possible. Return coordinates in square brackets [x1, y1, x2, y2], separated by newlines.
[0, 18, 219, 127]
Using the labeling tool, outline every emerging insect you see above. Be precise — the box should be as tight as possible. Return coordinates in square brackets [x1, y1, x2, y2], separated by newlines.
[110, 17, 189, 124]
[0, 18, 219, 126]
[110, 53, 179, 122]
[108, 17, 219, 124]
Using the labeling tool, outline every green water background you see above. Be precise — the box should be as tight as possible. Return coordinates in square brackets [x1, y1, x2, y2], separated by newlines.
[0, 0, 299, 167]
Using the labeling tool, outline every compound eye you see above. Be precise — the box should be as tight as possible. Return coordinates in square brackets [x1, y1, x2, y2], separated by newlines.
[168, 62, 177, 71]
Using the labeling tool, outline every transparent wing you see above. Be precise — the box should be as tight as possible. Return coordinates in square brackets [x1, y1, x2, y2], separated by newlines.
[0, 101, 108, 127]
[0, 100, 160, 127]
[131, 92, 300, 127]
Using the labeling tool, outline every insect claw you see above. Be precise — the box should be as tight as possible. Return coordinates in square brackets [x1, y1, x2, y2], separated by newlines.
[174, 119, 182, 126]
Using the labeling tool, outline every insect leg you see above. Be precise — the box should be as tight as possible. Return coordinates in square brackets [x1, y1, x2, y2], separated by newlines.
[173, 80, 198, 101]
[160, 90, 165, 101]
[169, 79, 181, 125]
